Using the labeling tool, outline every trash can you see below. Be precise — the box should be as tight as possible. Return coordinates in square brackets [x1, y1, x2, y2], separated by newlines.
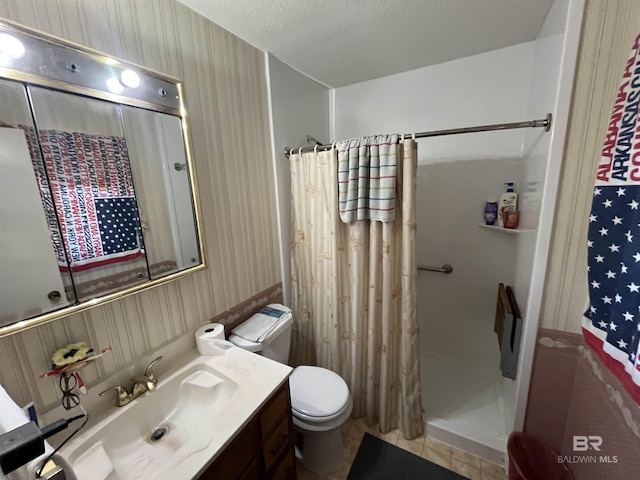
[507, 432, 574, 480]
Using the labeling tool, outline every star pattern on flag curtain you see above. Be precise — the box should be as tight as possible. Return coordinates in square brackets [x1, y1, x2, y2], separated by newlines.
[583, 32, 640, 405]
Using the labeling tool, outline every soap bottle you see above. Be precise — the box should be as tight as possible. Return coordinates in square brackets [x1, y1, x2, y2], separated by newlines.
[498, 183, 518, 227]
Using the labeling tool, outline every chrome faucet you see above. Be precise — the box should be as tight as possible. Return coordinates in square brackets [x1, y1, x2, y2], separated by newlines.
[99, 356, 162, 407]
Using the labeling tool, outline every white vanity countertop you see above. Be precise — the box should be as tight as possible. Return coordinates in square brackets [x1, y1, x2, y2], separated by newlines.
[57, 345, 292, 480]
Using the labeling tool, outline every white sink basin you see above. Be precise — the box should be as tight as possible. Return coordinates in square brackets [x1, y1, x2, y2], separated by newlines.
[60, 345, 292, 480]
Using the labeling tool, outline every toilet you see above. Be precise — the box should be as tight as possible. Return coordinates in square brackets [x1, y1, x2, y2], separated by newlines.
[229, 309, 353, 474]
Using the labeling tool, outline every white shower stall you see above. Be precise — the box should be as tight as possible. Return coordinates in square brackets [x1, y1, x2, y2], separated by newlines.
[268, 0, 584, 466]
[331, 42, 533, 464]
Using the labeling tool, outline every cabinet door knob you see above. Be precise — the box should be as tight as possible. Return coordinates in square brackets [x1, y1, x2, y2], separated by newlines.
[48, 290, 61, 301]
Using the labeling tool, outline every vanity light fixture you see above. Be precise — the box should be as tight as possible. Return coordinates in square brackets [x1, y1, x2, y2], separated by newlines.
[120, 69, 140, 88]
[105, 76, 124, 94]
[0, 33, 25, 63]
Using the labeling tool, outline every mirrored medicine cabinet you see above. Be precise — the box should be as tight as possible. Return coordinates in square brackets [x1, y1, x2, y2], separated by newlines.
[0, 19, 205, 337]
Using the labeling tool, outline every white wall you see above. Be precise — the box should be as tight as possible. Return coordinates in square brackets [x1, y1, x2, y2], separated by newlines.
[514, 0, 574, 315]
[332, 43, 535, 367]
[266, 55, 330, 305]
[333, 42, 534, 162]
[512, 0, 585, 431]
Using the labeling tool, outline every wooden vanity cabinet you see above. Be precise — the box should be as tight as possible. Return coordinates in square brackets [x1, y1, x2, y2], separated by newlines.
[197, 380, 297, 480]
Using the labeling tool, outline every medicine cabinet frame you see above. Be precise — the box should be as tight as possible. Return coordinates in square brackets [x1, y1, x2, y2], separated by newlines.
[0, 18, 206, 338]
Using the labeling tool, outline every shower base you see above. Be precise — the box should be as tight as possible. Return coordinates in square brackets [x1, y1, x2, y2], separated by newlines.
[420, 350, 513, 466]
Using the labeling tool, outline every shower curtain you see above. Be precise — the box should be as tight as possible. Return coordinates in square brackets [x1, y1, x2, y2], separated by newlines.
[289, 139, 423, 439]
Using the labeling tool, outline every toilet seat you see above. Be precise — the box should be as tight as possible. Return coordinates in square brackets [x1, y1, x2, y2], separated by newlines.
[289, 366, 350, 423]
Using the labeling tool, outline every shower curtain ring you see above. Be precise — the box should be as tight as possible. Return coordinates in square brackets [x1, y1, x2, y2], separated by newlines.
[412, 132, 416, 141]
[298, 147, 302, 156]
[400, 134, 405, 142]
[314, 145, 318, 154]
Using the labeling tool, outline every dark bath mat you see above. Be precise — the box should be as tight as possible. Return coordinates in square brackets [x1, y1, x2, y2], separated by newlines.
[348, 433, 468, 479]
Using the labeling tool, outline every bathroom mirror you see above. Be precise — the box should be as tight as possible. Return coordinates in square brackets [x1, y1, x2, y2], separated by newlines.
[0, 19, 205, 336]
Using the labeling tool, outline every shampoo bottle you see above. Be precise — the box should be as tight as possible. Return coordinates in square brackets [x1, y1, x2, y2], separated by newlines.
[498, 183, 518, 227]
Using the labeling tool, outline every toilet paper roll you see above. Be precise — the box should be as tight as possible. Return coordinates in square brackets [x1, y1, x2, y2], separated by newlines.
[195, 323, 226, 356]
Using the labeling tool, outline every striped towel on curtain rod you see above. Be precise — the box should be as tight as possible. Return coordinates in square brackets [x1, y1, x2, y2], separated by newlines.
[336, 134, 398, 223]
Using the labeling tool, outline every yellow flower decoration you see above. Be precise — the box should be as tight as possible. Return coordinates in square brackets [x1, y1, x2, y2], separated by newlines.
[51, 342, 91, 366]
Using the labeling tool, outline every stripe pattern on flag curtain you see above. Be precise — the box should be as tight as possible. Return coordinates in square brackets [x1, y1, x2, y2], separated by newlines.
[583, 32, 640, 404]
[289, 139, 423, 439]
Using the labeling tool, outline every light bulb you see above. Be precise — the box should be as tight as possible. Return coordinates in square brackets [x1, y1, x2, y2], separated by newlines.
[0, 33, 25, 61]
[106, 77, 124, 94]
[120, 69, 140, 88]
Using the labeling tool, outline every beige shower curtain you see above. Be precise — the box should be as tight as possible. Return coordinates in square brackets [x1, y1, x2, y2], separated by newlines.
[289, 139, 423, 439]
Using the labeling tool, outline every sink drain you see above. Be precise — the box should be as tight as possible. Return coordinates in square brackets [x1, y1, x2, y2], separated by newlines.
[150, 427, 168, 442]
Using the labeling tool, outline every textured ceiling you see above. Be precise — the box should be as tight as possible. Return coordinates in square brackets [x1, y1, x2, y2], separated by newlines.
[176, 0, 554, 87]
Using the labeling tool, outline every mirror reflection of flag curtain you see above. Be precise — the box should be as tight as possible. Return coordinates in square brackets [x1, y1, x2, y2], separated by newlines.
[19, 125, 66, 266]
[35, 129, 145, 273]
[583, 33, 640, 404]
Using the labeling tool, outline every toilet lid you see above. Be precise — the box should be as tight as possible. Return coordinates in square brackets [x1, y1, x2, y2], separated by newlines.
[289, 366, 349, 418]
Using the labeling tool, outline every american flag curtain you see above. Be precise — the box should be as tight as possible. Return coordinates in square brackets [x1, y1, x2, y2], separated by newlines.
[35, 129, 145, 272]
[583, 33, 640, 404]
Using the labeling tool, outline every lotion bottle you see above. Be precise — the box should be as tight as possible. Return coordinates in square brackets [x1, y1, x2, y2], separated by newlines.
[498, 183, 518, 227]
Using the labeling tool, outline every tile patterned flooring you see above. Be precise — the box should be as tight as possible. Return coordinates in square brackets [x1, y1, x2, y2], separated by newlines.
[297, 418, 508, 480]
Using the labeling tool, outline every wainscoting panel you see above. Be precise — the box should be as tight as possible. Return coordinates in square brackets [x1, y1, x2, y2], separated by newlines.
[525, 329, 640, 479]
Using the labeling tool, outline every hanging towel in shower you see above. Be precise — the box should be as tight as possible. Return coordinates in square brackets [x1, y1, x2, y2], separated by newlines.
[337, 134, 398, 223]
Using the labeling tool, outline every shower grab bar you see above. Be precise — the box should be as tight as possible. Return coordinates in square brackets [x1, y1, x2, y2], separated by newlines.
[418, 264, 453, 274]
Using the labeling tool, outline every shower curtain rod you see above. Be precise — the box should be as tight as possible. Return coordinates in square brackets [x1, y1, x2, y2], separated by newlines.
[284, 113, 552, 157]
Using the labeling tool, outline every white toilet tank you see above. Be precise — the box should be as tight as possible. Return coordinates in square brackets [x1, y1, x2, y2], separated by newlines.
[228, 307, 293, 364]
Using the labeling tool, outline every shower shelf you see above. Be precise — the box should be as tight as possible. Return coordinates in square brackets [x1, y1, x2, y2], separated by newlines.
[477, 224, 532, 236]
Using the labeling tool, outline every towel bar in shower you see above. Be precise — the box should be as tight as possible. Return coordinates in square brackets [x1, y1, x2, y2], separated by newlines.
[417, 264, 453, 274]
